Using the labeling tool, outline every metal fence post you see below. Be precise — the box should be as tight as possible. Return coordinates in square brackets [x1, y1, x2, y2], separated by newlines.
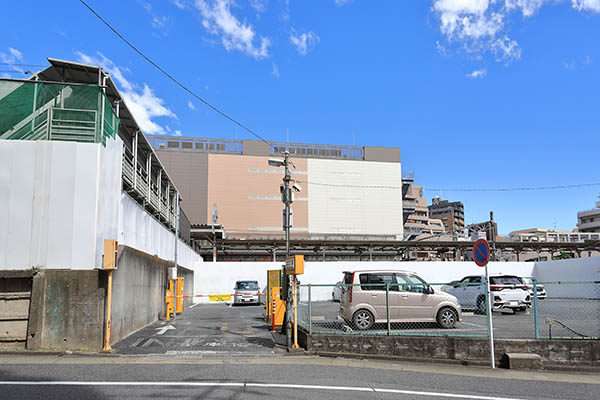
[533, 279, 539, 339]
[386, 283, 390, 336]
[308, 284, 312, 335]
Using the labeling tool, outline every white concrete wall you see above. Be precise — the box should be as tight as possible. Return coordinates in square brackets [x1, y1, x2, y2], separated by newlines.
[193, 260, 535, 302]
[533, 257, 600, 298]
[307, 159, 403, 238]
[118, 193, 202, 270]
[0, 139, 121, 270]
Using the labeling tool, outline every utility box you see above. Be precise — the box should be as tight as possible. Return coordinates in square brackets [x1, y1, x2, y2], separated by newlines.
[103, 239, 118, 270]
[176, 277, 184, 314]
[269, 287, 285, 328]
[266, 269, 282, 319]
[285, 255, 304, 275]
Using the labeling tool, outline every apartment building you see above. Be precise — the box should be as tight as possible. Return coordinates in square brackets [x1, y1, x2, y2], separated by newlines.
[401, 177, 444, 240]
[152, 136, 404, 240]
[428, 197, 465, 233]
[577, 194, 600, 233]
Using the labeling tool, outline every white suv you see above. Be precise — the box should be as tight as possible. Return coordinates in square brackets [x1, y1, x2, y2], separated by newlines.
[442, 275, 531, 314]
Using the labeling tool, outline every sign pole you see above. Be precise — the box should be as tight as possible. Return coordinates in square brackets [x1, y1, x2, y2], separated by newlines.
[485, 262, 495, 368]
[473, 238, 495, 369]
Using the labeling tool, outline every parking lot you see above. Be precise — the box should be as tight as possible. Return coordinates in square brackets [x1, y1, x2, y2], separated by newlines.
[303, 299, 600, 339]
[115, 303, 284, 356]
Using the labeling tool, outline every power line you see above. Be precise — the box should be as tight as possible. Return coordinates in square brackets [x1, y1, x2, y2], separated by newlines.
[0, 70, 30, 74]
[79, 0, 271, 146]
[0, 63, 46, 67]
[294, 179, 600, 192]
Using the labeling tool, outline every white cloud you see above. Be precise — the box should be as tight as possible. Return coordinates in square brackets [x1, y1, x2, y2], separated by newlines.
[173, 129, 183, 136]
[290, 29, 320, 55]
[187, 100, 196, 110]
[271, 62, 280, 78]
[334, 0, 353, 6]
[466, 68, 487, 78]
[250, 0, 267, 13]
[76, 51, 176, 135]
[0, 47, 26, 77]
[140, 0, 172, 36]
[572, 0, 600, 12]
[8, 48, 24, 61]
[431, 0, 600, 64]
[195, 0, 271, 59]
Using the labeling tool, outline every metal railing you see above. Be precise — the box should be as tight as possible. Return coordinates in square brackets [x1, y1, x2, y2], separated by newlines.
[122, 145, 175, 228]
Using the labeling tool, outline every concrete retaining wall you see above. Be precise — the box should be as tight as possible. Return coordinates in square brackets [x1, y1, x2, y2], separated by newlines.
[27, 270, 105, 351]
[300, 331, 600, 369]
[110, 245, 193, 345]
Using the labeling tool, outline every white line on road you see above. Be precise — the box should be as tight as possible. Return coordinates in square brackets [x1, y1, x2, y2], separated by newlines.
[156, 325, 176, 335]
[0, 381, 527, 399]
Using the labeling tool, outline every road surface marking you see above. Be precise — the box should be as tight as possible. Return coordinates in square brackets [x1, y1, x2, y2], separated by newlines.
[0, 381, 527, 399]
[129, 338, 145, 347]
[156, 325, 176, 335]
[141, 338, 163, 347]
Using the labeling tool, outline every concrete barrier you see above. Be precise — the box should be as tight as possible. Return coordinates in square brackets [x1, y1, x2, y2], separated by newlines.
[300, 331, 600, 370]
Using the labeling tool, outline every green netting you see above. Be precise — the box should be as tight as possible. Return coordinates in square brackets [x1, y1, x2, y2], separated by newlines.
[0, 80, 119, 146]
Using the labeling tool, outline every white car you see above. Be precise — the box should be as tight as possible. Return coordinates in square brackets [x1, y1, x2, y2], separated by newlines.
[233, 280, 261, 305]
[442, 275, 531, 314]
[331, 281, 342, 302]
[521, 277, 547, 300]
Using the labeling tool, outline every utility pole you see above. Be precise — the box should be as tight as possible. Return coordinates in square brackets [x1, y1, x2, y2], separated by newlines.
[283, 151, 292, 349]
[490, 211, 496, 262]
[268, 151, 300, 350]
[211, 204, 218, 262]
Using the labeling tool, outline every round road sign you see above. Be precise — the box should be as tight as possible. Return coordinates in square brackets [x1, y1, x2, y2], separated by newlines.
[473, 239, 490, 267]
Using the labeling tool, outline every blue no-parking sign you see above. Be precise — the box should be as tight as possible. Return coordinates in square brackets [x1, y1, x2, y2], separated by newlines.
[473, 239, 490, 267]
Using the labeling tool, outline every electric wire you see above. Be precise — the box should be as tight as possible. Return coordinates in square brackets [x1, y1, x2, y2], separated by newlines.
[0, 63, 46, 67]
[294, 179, 600, 192]
[77, 1, 600, 195]
[79, 0, 271, 146]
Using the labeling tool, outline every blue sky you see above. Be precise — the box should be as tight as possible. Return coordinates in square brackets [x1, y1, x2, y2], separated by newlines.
[1, 0, 599, 234]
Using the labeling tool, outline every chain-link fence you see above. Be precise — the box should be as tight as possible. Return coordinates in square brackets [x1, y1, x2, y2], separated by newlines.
[298, 282, 489, 338]
[297, 280, 600, 340]
[0, 80, 119, 146]
[534, 281, 600, 340]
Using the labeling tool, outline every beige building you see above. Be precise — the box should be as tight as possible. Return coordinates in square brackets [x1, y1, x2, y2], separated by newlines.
[152, 136, 403, 240]
[402, 177, 444, 240]
[577, 194, 600, 233]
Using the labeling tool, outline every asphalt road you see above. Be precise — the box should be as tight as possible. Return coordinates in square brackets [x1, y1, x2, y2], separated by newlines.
[0, 354, 598, 400]
[114, 302, 285, 356]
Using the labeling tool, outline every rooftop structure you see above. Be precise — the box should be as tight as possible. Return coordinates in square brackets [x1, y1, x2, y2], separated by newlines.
[509, 228, 600, 243]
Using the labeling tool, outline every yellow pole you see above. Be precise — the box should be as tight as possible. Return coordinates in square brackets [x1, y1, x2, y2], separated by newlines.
[292, 275, 299, 349]
[103, 269, 113, 351]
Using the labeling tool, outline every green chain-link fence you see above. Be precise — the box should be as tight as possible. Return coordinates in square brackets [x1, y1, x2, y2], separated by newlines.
[0, 79, 119, 146]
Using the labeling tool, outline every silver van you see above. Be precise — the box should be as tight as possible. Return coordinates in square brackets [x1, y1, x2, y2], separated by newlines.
[339, 270, 462, 330]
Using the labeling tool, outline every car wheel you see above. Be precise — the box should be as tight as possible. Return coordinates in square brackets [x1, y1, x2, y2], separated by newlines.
[476, 295, 486, 315]
[353, 309, 374, 330]
[437, 307, 458, 329]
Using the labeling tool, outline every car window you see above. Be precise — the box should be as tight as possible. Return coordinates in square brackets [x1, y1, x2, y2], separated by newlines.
[467, 277, 482, 284]
[397, 274, 428, 293]
[343, 273, 353, 285]
[521, 277, 532, 284]
[236, 281, 258, 290]
[490, 276, 522, 285]
[359, 273, 397, 291]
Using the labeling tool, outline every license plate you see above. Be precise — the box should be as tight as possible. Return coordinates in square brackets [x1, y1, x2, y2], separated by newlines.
[509, 301, 518, 307]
